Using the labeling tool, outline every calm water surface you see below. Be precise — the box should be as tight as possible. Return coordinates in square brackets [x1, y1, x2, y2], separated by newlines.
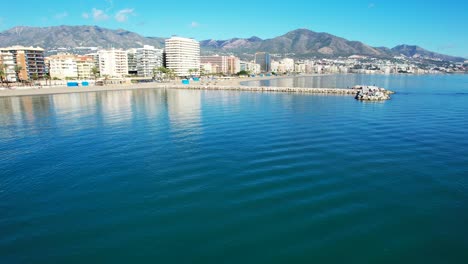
[1, 74, 468, 263]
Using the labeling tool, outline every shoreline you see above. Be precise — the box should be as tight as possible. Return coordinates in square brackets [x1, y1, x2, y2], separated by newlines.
[0, 72, 463, 98]
[0, 74, 322, 98]
[0, 73, 400, 98]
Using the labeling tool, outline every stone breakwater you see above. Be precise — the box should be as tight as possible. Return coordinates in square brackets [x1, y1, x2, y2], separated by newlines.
[168, 85, 359, 94]
[167, 85, 394, 101]
[353, 86, 395, 101]
[0, 83, 394, 101]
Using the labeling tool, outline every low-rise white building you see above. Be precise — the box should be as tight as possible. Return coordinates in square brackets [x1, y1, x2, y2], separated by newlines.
[295, 63, 306, 73]
[201, 62, 214, 74]
[47, 54, 78, 80]
[271, 61, 280, 73]
[201, 55, 228, 74]
[240, 61, 261, 74]
[76, 55, 96, 79]
[281, 58, 295, 72]
[47, 54, 96, 80]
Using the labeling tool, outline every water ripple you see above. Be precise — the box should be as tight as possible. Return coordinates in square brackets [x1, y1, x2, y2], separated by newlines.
[1, 75, 468, 262]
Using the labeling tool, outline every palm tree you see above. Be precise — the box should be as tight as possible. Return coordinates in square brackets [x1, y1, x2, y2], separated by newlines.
[0, 64, 6, 87]
[167, 69, 176, 80]
[199, 68, 206, 77]
[91, 66, 100, 81]
[154, 67, 171, 81]
[14, 65, 23, 83]
[152, 67, 159, 79]
[153, 67, 164, 80]
[44, 73, 51, 86]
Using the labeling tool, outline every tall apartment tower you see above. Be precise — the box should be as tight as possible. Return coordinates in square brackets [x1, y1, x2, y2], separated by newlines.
[165, 37, 200, 77]
[255, 52, 271, 73]
[136, 45, 163, 77]
[98, 48, 129, 78]
[0, 46, 45, 81]
[127, 49, 138, 75]
[0, 51, 17, 82]
[227, 56, 241, 75]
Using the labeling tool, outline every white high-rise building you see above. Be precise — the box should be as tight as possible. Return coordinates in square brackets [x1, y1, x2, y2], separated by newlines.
[1, 46, 46, 81]
[227, 56, 241, 75]
[165, 37, 200, 77]
[136, 45, 163, 77]
[0, 51, 17, 82]
[98, 48, 128, 78]
[127, 48, 138, 75]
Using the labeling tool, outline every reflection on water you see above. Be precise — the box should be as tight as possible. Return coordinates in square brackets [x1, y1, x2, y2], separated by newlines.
[0, 96, 54, 137]
[100, 90, 134, 125]
[167, 89, 202, 141]
[167, 89, 201, 127]
[0, 88, 207, 141]
[52, 93, 98, 130]
[132, 89, 166, 120]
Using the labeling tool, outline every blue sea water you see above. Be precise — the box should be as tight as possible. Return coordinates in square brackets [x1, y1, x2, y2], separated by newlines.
[1, 74, 468, 263]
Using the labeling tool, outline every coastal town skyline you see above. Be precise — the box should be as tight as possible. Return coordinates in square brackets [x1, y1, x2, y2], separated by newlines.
[0, 0, 467, 58]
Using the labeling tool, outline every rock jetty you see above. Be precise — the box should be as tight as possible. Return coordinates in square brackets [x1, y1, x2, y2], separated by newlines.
[168, 85, 359, 95]
[352, 85, 394, 101]
[167, 84, 394, 101]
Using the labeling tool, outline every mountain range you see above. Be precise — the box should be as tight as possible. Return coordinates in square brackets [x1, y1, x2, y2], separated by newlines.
[0, 25, 464, 62]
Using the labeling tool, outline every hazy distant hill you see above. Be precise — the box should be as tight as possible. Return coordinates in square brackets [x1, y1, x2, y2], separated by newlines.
[0, 25, 165, 49]
[0, 26, 464, 62]
[391, 44, 463, 62]
[202, 29, 387, 58]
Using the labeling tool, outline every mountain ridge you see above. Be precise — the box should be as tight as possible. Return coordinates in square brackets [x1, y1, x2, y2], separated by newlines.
[0, 25, 464, 62]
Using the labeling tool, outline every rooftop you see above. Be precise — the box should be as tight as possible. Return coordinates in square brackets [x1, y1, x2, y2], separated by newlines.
[0, 45, 45, 51]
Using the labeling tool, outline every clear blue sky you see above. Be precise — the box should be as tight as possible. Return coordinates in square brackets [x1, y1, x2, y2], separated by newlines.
[1, 0, 467, 57]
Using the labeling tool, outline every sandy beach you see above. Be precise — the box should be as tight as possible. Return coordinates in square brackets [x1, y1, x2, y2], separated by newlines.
[0, 74, 323, 98]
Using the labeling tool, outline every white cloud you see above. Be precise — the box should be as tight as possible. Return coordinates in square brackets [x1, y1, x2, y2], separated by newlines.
[54, 12, 69, 20]
[115, 8, 135, 23]
[82, 5, 135, 23]
[105, 0, 114, 12]
[92, 8, 109, 21]
[190, 21, 200, 28]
